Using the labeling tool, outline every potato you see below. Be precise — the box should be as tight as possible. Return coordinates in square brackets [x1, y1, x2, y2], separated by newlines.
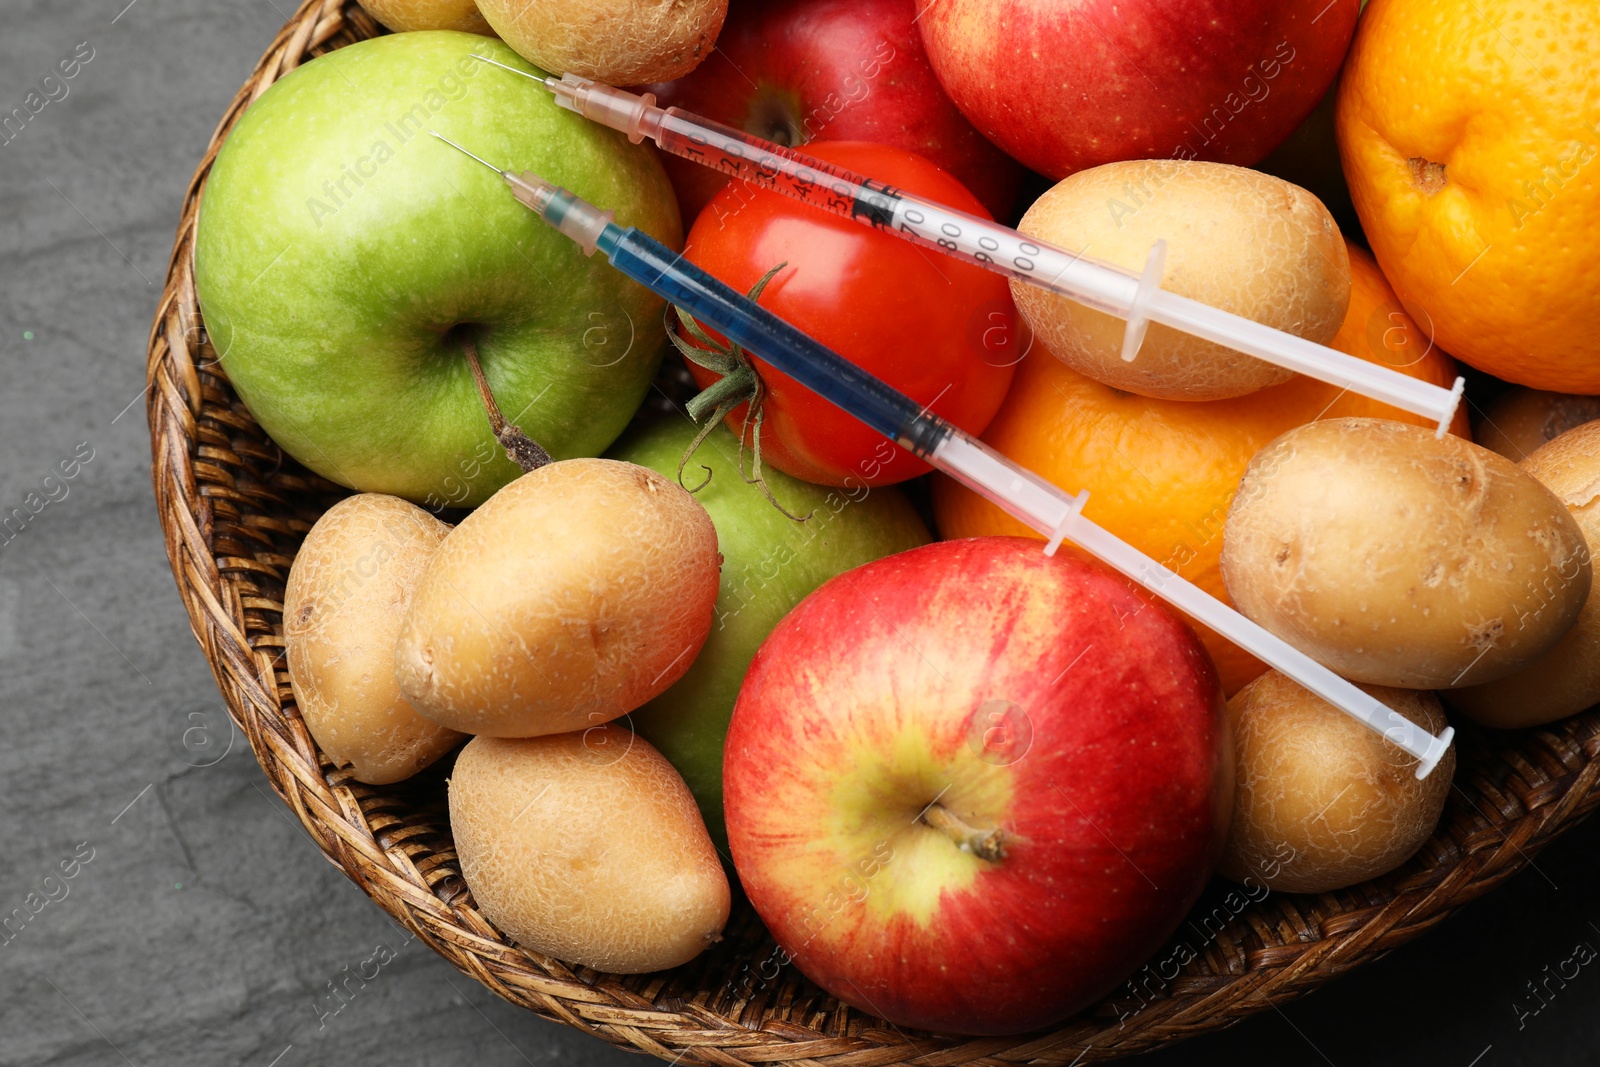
[1222, 417, 1590, 689]
[1218, 671, 1453, 894]
[450, 732, 729, 972]
[1448, 421, 1600, 727]
[284, 495, 465, 784]
[475, 0, 725, 84]
[1473, 387, 1600, 462]
[1012, 160, 1350, 401]
[395, 458, 720, 736]
[357, 0, 491, 33]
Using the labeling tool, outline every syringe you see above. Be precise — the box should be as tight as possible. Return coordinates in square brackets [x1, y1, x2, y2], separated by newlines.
[429, 132, 1454, 779]
[470, 58, 1465, 437]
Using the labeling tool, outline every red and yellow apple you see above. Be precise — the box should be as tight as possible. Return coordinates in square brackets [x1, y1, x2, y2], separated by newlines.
[918, 0, 1359, 179]
[724, 537, 1232, 1035]
[645, 0, 1026, 225]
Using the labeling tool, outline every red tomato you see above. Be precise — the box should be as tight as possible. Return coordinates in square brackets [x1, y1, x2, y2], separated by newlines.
[679, 141, 1019, 487]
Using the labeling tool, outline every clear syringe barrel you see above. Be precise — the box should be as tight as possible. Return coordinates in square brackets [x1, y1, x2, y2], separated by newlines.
[540, 72, 1462, 435]
[1063, 508, 1455, 779]
[645, 109, 1140, 316]
[595, 224, 1453, 779]
[932, 432, 1454, 779]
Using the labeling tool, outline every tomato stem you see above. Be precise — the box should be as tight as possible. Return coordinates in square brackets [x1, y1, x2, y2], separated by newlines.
[667, 263, 811, 522]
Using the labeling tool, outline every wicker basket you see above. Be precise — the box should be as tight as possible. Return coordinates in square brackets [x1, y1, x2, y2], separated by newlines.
[146, 1, 1600, 1060]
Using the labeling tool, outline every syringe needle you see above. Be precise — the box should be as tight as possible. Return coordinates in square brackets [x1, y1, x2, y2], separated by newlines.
[430, 131, 558, 217]
[468, 52, 557, 90]
[430, 131, 509, 176]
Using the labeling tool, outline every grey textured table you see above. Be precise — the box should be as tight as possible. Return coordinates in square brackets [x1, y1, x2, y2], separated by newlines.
[3, 2, 1598, 1064]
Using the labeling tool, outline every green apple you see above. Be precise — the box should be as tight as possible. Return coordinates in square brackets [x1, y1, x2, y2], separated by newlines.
[610, 415, 929, 850]
[195, 32, 681, 507]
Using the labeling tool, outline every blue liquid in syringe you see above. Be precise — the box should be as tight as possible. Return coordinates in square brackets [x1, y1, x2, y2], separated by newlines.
[598, 225, 946, 456]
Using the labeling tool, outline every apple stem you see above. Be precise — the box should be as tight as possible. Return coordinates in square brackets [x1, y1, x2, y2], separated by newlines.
[460, 332, 552, 473]
[921, 803, 1009, 862]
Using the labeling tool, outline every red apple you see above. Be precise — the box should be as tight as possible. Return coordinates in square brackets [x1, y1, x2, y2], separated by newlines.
[918, 0, 1359, 179]
[723, 537, 1232, 1036]
[642, 0, 1027, 225]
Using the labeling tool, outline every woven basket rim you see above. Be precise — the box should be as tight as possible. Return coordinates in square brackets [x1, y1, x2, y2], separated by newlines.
[145, 2, 1600, 1061]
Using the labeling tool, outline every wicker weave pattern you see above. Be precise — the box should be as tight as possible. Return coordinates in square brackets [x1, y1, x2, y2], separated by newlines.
[146, 2, 1600, 1060]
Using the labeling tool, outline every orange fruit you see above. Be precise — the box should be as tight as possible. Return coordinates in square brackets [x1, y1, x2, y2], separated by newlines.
[933, 240, 1467, 694]
[1336, 0, 1600, 392]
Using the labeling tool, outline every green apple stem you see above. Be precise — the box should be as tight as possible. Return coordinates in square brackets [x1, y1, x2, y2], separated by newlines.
[921, 803, 1009, 862]
[461, 332, 552, 473]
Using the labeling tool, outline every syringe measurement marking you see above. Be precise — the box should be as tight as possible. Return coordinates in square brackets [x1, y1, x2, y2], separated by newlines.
[887, 198, 1061, 282]
[683, 123, 857, 213]
[677, 115, 1141, 311]
[889, 197, 1126, 305]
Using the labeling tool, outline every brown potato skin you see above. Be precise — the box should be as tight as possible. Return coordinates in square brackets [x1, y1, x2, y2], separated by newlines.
[1223, 418, 1591, 689]
[1448, 421, 1600, 727]
[1473, 388, 1600, 463]
[1012, 160, 1350, 401]
[395, 458, 721, 737]
[1218, 671, 1454, 894]
[475, 0, 726, 84]
[284, 495, 465, 785]
[449, 732, 730, 973]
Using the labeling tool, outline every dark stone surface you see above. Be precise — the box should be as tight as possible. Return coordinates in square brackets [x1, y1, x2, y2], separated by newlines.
[0, 2, 1596, 1064]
